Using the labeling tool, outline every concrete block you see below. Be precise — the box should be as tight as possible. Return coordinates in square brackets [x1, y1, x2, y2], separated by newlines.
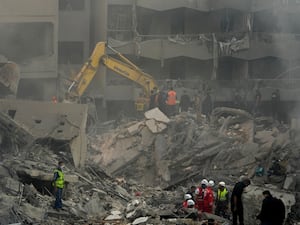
[132, 216, 149, 225]
[144, 107, 170, 123]
[145, 119, 167, 134]
[141, 127, 155, 147]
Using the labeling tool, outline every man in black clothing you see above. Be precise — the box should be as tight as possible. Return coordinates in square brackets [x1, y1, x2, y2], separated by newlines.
[257, 190, 285, 225]
[179, 90, 191, 112]
[231, 177, 251, 225]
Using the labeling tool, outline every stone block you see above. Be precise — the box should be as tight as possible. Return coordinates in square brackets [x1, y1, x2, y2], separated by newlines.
[144, 108, 170, 123]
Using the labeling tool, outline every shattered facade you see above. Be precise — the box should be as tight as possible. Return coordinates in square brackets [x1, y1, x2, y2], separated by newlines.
[0, 0, 58, 100]
[104, 0, 300, 116]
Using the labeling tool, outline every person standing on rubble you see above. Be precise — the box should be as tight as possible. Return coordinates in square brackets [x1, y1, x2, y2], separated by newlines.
[215, 181, 230, 219]
[253, 89, 262, 116]
[195, 179, 214, 214]
[52, 161, 65, 210]
[271, 89, 281, 122]
[179, 90, 191, 112]
[193, 90, 202, 123]
[256, 190, 285, 225]
[231, 177, 251, 225]
[202, 93, 213, 122]
[149, 88, 158, 110]
[166, 87, 177, 116]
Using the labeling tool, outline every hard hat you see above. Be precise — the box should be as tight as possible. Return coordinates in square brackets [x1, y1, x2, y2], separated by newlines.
[184, 194, 192, 200]
[187, 199, 195, 206]
[201, 179, 208, 185]
[218, 181, 226, 187]
[208, 180, 215, 187]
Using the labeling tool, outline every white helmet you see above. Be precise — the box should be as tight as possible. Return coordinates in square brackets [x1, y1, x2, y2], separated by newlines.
[219, 181, 226, 187]
[187, 199, 195, 206]
[184, 194, 192, 200]
[201, 179, 208, 185]
[208, 180, 215, 187]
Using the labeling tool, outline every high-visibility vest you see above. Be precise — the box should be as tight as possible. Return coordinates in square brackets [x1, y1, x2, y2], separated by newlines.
[166, 90, 176, 105]
[54, 169, 65, 189]
[217, 188, 228, 201]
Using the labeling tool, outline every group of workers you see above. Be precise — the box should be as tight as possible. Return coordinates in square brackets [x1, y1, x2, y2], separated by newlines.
[149, 87, 212, 120]
[179, 177, 285, 225]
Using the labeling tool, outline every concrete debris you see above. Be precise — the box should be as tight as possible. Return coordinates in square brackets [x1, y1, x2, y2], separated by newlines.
[0, 104, 300, 224]
[132, 216, 149, 225]
[145, 119, 167, 133]
[144, 107, 170, 123]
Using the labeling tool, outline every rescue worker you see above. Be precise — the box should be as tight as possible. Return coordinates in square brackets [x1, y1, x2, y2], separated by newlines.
[156, 90, 167, 114]
[271, 89, 280, 121]
[257, 190, 285, 225]
[179, 90, 191, 112]
[166, 87, 177, 116]
[186, 185, 196, 201]
[207, 180, 215, 213]
[202, 93, 212, 122]
[253, 89, 262, 116]
[52, 161, 65, 210]
[149, 88, 158, 109]
[195, 179, 214, 214]
[193, 91, 202, 123]
[182, 194, 193, 208]
[231, 177, 251, 225]
[215, 181, 230, 219]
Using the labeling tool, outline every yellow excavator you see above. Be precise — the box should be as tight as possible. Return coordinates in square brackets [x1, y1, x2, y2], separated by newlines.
[67, 42, 157, 111]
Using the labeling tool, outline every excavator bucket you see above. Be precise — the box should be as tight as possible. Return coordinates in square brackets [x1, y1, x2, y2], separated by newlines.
[0, 60, 20, 96]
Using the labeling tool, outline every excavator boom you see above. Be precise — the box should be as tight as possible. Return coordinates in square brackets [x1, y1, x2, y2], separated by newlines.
[68, 42, 157, 99]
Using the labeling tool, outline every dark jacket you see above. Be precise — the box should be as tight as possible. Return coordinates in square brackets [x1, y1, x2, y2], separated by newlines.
[257, 196, 285, 225]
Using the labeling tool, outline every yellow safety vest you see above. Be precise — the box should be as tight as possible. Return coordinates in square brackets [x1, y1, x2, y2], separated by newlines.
[217, 188, 228, 201]
[54, 169, 65, 189]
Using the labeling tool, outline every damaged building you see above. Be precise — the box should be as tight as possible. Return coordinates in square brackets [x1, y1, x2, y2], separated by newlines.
[1, 0, 300, 119]
[103, 0, 300, 118]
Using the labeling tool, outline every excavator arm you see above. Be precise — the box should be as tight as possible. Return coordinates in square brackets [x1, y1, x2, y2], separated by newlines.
[68, 42, 157, 99]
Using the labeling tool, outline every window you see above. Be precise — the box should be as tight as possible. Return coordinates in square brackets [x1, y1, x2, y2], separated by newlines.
[58, 42, 84, 64]
[0, 22, 53, 63]
[59, 0, 84, 11]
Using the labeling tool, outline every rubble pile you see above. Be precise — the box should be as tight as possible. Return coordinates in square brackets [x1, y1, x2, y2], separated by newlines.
[0, 107, 299, 224]
[89, 107, 300, 224]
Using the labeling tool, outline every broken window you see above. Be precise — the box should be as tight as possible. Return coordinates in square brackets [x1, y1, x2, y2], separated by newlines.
[108, 5, 133, 41]
[0, 22, 54, 63]
[58, 41, 84, 64]
[59, 0, 84, 11]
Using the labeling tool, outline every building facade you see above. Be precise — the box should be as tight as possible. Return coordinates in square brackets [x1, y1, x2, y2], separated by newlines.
[0, 0, 58, 100]
[104, 0, 300, 117]
[1, 0, 300, 118]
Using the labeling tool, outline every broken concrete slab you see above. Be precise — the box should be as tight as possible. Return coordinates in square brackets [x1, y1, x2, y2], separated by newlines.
[105, 214, 123, 221]
[132, 216, 149, 225]
[127, 121, 145, 135]
[146, 119, 167, 134]
[144, 107, 170, 123]
[0, 99, 89, 168]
